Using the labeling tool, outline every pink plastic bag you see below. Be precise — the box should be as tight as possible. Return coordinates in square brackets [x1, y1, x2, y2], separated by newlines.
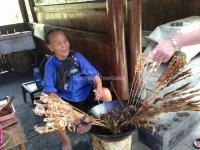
[0, 125, 2, 145]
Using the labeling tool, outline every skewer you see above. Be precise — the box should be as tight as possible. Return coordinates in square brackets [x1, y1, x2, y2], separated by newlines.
[110, 82, 124, 107]
[133, 61, 158, 108]
[128, 69, 137, 105]
[134, 66, 149, 108]
[130, 70, 142, 106]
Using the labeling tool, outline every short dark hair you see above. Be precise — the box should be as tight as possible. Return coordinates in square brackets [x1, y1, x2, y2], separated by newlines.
[45, 29, 66, 44]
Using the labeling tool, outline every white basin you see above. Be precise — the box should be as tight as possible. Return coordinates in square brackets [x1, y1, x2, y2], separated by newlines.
[0, 31, 35, 54]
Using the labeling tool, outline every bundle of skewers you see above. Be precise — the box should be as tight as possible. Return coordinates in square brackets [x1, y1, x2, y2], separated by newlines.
[34, 94, 109, 134]
[90, 51, 200, 134]
[34, 51, 200, 135]
[129, 51, 200, 132]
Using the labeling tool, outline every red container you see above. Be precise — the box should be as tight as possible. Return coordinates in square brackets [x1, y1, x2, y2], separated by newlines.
[0, 104, 15, 122]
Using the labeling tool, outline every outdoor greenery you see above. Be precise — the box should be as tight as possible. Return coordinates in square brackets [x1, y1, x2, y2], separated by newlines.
[34, 0, 94, 5]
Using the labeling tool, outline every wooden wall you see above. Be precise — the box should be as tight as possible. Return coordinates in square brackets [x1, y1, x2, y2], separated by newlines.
[34, 2, 108, 34]
[33, 0, 200, 31]
[142, 0, 200, 30]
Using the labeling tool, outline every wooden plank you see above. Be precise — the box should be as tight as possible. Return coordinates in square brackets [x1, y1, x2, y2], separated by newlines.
[107, 0, 129, 100]
[0, 43, 9, 72]
[2, 119, 17, 129]
[18, 0, 29, 23]
[129, 0, 142, 80]
[34, 0, 200, 34]
[1, 115, 26, 150]
[0, 55, 7, 71]
[0, 23, 29, 34]
[34, 2, 108, 34]
[3, 26, 6, 34]
[141, 0, 200, 30]
[28, 0, 38, 22]
[127, 0, 143, 100]
[0, 55, 4, 71]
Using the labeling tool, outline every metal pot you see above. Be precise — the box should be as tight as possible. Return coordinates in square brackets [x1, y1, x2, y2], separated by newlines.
[89, 100, 123, 117]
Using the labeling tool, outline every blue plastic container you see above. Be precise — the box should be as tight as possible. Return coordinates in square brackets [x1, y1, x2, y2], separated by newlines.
[34, 68, 43, 89]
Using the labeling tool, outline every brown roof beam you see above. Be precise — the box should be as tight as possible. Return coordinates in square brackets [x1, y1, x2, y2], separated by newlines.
[18, 0, 29, 23]
[28, 0, 38, 23]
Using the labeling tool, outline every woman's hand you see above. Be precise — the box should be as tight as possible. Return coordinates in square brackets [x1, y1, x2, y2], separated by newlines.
[94, 86, 103, 100]
[146, 39, 176, 63]
[74, 116, 92, 134]
[93, 75, 103, 100]
[48, 93, 60, 100]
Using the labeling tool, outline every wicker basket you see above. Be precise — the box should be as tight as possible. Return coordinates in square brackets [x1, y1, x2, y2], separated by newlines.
[92, 133, 132, 150]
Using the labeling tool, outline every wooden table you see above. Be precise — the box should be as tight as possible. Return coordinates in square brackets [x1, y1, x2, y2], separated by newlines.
[0, 115, 27, 150]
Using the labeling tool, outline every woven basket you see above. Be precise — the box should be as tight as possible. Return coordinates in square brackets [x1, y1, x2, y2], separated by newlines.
[92, 133, 132, 150]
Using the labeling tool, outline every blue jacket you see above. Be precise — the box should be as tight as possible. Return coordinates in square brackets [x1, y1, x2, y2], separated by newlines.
[43, 51, 100, 102]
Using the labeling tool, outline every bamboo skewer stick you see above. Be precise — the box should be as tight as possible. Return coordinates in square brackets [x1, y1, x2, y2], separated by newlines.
[134, 66, 149, 108]
[139, 52, 187, 110]
[163, 83, 191, 99]
[165, 69, 191, 87]
[110, 82, 123, 107]
[131, 70, 143, 106]
[128, 69, 137, 105]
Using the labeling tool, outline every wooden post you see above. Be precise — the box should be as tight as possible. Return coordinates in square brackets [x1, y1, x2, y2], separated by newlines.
[28, 0, 38, 22]
[129, 0, 143, 98]
[107, 0, 129, 100]
[18, 0, 29, 23]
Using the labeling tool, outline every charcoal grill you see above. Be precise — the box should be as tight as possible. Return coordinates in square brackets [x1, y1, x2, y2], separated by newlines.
[89, 100, 135, 141]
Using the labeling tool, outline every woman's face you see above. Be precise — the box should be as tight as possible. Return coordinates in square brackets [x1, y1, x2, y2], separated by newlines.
[48, 31, 70, 60]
